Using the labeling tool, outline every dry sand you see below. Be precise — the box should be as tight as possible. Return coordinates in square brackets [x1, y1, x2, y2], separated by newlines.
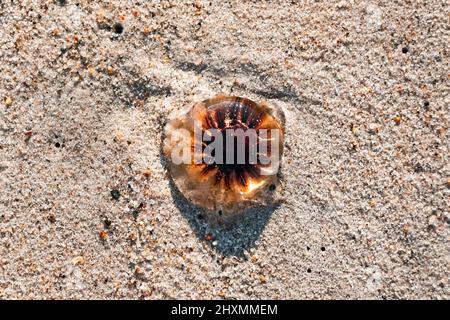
[0, 0, 449, 299]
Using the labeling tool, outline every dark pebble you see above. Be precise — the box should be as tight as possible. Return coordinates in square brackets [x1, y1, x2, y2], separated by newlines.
[104, 219, 112, 228]
[414, 163, 424, 173]
[113, 22, 124, 34]
[110, 189, 120, 200]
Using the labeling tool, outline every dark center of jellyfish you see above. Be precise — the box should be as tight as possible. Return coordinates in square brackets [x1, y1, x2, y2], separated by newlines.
[201, 99, 266, 189]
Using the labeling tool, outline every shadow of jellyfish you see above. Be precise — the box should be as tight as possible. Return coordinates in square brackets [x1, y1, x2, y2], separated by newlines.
[167, 177, 280, 257]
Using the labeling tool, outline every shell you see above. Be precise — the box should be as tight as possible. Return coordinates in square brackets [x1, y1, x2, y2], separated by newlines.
[163, 95, 285, 214]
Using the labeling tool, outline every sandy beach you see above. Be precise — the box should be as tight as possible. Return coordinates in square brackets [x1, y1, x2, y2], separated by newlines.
[0, 0, 449, 299]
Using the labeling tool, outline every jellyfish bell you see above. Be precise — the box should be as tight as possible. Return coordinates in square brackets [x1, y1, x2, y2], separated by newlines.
[163, 95, 285, 214]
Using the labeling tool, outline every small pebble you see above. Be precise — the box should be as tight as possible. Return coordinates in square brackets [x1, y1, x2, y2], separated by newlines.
[88, 67, 96, 77]
[368, 123, 379, 134]
[48, 214, 56, 223]
[351, 124, 359, 135]
[110, 189, 120, 200]
[143, 27, 152, 34]
[143, 169, 152, 177]
[72, 256, 85, 265]
[259, 275, 267, 283]
[99, 230, 107, 240]
[96, 9, 106, 23]
[104, 219, 112, 228]
[113, 22, 124, 34]
[428, 215, 439, 229]
[4, 96, 12, 107]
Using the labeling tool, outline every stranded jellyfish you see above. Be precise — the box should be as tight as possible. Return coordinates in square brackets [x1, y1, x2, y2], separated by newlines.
[163, 95, 285, 214]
